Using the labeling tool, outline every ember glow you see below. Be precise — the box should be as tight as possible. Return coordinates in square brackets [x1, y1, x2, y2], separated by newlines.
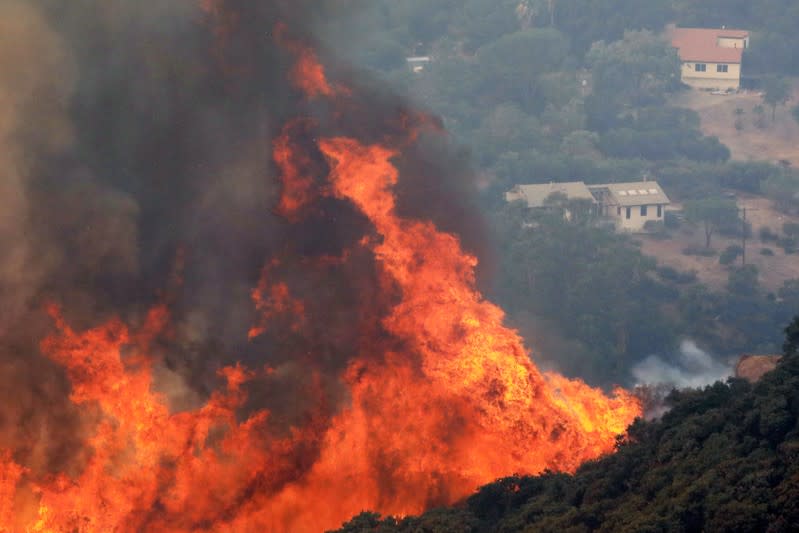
[0, 8, 640, 533]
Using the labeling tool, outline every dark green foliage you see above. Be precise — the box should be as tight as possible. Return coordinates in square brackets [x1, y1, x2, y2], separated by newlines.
[588, 30, 681, 111]
[762, 172, 799, 215]
[657, 266, 696, 284]
[333, 323, 799, 532]
[760, 226, 778, 242]
[785, 316, 799, 356]
[783, 223, 799, 238]
[490, 206, 677, 384]
[553, 0, 674, 56]
[778, 236, 798, 254]
[475, 29, 571, 114]
[719, 244, 743, 266]
[718, 161, 778, 193]
[683, 198, 740, 249]
[761, 75, 792, 121]
[727, 265, 760, 296]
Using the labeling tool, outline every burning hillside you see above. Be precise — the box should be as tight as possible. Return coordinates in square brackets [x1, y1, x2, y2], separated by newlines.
[0, 2, 640, 532]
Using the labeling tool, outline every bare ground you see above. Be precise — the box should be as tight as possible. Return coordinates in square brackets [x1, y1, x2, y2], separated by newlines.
[670, 85, 799, 166]
[634, 87, 799, 291]
[638, 194, 799, 291]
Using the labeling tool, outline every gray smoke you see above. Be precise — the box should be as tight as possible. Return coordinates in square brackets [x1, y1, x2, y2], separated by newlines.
[0, 0, 486, 478]
[633, 340, 733, 389]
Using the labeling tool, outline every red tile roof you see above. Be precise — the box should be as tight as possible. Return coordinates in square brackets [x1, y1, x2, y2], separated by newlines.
[669, 27, 749, 64]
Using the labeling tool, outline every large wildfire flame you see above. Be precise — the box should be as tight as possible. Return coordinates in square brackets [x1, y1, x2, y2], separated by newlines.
[0, 19, 640, 533]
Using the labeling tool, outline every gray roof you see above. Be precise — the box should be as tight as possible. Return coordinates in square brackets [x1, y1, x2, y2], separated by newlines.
[589, 181, 670, 206]
[505, 182, 596, 208]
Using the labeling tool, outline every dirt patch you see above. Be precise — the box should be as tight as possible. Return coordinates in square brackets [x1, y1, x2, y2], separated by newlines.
[638, 194, 799, 292]
[671, 85, 799, 166]
[647, 87, 799, 291]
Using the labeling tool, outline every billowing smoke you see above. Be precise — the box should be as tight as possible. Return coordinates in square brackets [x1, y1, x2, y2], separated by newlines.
[0, 0, 486, 477]
[633, 340, 733, 390]
[632, 340, 734, 419]
[0, 3, 645, 531]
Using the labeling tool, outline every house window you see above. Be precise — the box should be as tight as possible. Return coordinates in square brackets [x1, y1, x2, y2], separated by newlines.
[626, 207, 631, 219]
[695, 63, 707, 72]
[641, 205, 648, 216]
[657, 205, 663, 218]
[717, 64, 728, 73]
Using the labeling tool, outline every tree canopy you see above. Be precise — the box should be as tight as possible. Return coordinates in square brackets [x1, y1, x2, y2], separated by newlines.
[683, 198, 740, 249]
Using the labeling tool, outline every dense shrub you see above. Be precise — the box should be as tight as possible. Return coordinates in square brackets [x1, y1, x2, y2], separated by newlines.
[664, 210, 681, 229]
[760, 226, 778, 242]
[783, 222, 799, 238]
[657, 265, 697, 284]
[719, 244, 743, 265]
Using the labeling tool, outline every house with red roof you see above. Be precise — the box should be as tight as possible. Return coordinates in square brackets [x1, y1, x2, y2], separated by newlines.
[668, 26, 750, 90]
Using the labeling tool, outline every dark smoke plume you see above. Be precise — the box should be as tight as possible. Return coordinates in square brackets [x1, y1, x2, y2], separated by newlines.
[0, 0, 485, 474]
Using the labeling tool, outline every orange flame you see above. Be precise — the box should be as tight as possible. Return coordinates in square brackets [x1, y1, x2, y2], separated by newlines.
[273, 119, 319, 219]
[249, 262, 306, 339]
[274, 23, 345, 98]
[0, 25, 641, 533]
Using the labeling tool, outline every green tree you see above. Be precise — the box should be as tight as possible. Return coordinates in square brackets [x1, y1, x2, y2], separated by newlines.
[726, 264, 760, 297]
[684, 198, 740, 249]
[475, 28, 570, 113]
[762, 172, 799, 214]
[586, 30, 680, 130]
[761, 75, 792, 121]
[753, 104, 767, 129]
[492, 205, 673, 384]
[785, 315, 799, 356]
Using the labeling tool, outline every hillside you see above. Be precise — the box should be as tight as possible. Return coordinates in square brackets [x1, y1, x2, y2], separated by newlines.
[334, 319, 799, 533]
[672, 86, 799, 167]
[638, 194, 799, 291]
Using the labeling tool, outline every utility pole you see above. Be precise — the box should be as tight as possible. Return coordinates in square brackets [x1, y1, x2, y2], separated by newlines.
[741, 206, 747, 266]
[740, 204, 759, 266]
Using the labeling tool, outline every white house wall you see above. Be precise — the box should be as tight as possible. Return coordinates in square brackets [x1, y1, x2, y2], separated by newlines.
[609, 204, 665, 231]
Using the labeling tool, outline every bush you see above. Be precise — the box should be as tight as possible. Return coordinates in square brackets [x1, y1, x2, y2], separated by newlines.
[760, 226, 778, 242]
[727, 264, 759, 295]
[657, 265, 698, 284]
[778, 236, 797, 254]
[719, 244, 743, 265]
[718, 161, 777, 193]
[664, 211, 681, 229]
[761, 248, 775, 256]
[718, 219, 751, 238]
[783, 222, 799, 238]
[643, 220, 668, 237]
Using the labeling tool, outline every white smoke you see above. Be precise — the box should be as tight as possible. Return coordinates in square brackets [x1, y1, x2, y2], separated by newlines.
[633, 340, 733, 389]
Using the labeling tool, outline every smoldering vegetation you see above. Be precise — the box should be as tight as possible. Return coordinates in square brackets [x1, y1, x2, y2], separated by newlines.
[0, 0, 485, 474]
